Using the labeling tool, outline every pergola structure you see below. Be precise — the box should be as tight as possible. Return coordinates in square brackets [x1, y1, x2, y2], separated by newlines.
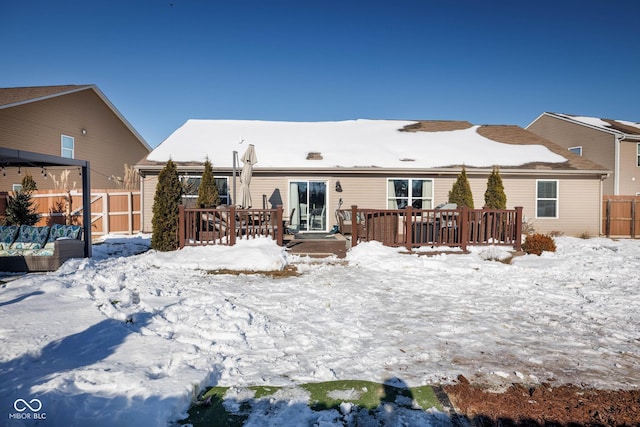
[0, 147, 92, 257]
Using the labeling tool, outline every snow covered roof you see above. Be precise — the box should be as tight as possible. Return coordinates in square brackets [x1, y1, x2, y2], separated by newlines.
[140, 119, 606, 172]
[542, 113, 640, 139]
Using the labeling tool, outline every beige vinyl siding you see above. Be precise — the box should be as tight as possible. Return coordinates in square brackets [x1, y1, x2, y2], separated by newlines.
[618, 141, 640, 195]
[140, 169, 602, 237]
[0, 90, 149, 190]
[499, 176, 601, 236]
[141, 174, 158, 232]
[244, 176, 285, 209]
[528, 116, 615, 194]
[337, 176, 388, 209]
[433, 176, 455, 206]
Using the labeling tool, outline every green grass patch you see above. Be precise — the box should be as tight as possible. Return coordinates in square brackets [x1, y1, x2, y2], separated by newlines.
[181, 387, 246, 427]
[178, 381, 442, 426]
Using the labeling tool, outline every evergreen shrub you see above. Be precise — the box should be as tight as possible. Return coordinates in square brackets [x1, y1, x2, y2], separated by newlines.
[3, 173, 39, 226]
[484, 166, 506, 209]
[197, 158, 220, 208]
[448, 166, 474, 208]
[151, 159, 183, 251]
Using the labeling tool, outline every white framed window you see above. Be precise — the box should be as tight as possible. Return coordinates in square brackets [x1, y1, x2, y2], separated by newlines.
[387, 178, 433, 209]
[568, 146, 582, 156]
[536, 180, 558, 218]
[61, 135, 74, 158]
[12, 184, 22, 192]
[180, 175, 229, 206]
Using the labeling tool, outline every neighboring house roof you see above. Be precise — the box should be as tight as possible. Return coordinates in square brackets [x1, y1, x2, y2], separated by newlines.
[0, 84, 152, 151]
[528, 112, 640, 141]
[138, 119, 607, 174]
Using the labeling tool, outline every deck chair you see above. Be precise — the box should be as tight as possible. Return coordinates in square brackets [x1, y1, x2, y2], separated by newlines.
[435, 203, 457, 210]
[285, 208, 299, 234]
[336, 209, 365, 235]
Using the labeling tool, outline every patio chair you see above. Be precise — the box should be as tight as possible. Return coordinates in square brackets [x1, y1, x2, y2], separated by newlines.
[435, 203, 457, 210]
[336, 209, 364, 235]
[310, 206, 326, 230]
[285, 208, 299, 234]
[199, 208, 245, 240]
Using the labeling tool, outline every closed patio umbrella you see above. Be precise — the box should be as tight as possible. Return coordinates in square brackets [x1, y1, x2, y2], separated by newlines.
[238, 144, 257, 208]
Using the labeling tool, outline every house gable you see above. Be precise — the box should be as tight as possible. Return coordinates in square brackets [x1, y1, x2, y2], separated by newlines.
[527, 112, 639, 195]
[0, 85, 150, 189]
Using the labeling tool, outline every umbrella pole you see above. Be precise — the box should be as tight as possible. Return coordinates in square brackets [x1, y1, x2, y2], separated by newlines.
[232, 150, 238, 206]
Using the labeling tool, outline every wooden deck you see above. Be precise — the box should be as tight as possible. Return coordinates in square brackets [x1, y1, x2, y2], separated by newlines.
[178, 205, 523, 255]
[284, 233, 348, 258]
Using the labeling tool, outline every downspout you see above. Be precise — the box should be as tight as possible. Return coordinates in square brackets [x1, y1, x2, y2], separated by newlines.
[599, 172, 608, 236]
[614, 133, 625, 195]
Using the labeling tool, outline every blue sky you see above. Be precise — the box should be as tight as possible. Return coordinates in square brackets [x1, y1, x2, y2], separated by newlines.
[2, 0, 639, 148]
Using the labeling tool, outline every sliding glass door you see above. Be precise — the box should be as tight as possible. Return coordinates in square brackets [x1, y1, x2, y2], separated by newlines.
[289, 180, 327, 231]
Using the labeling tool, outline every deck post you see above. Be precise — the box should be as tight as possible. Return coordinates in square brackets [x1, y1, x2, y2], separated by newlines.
[351, 205, 358, 248]
[229, 205, 236, 246]
[178, 205, 185, 249]
[514, 206, 523, 251]
[276, 205, 283, 246]
[459, 206, 467, 252]
[405, 206, 413, 251]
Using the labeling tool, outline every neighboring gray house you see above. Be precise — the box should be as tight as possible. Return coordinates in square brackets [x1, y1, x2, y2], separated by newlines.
[527, 113, 640, 196]
[137, 119, 609, 236]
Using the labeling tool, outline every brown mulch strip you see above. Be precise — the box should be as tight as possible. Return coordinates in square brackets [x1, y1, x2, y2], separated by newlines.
[207, 264, 300, 278]
[444, 375, 640, 426]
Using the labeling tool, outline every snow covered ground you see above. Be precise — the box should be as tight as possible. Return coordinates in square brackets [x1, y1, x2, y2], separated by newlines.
[1, 235, 639, 426]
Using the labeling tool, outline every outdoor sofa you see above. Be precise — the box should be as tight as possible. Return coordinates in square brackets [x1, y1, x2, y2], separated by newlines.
[336, 209, 363, 235]
[0, 224, 85, 272]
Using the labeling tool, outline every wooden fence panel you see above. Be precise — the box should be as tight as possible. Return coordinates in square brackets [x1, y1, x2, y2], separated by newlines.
[603, 196, 640, 238]
[1, 189, 141, 238]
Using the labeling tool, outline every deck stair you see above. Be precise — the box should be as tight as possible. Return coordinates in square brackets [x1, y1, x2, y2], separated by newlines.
[284, 233, 348, 258]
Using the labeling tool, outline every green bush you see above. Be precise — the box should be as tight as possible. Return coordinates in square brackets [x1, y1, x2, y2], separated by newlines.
[151, 159, 183, 251]
[448, 166, 474, 208]
[522, 233, 556, 256]
[197, 158, 220, 208]
[484, 166, 506, 209]
[4, 173, 40, 226]
[4, 191, 39, 226]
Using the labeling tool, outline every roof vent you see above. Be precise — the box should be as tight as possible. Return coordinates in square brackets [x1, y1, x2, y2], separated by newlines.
[306, 152, 323, 160]
[400, 158, 415, 162]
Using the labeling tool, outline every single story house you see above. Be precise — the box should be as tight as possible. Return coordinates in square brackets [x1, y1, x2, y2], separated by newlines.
[527, 112, 640, 196]
[136, 119, 609, 237]
[0, 85, 151, 191]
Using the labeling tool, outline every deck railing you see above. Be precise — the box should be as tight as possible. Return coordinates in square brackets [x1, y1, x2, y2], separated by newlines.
[178, 205, 522, 252]
[178, 205, 283, 248]
[347, 205, 523, 251]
